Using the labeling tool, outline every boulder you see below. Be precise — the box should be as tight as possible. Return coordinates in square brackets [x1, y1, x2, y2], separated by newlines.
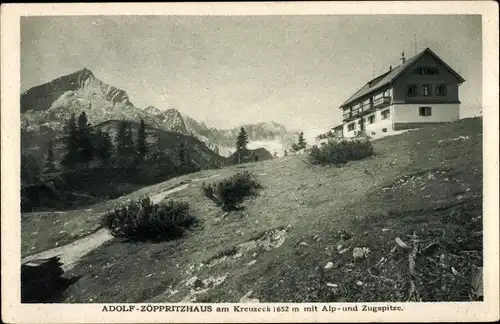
[21, 256, 80, 303]
[324, 262, 334, 270]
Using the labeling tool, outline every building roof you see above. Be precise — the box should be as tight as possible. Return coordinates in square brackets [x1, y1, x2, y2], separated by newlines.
[340, 47, 466, 109]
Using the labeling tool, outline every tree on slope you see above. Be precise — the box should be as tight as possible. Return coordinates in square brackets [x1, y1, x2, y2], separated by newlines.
[125, 124, 134, 156]
[116, 120, 128, 157]
[298, 132, 307, 150]
[137, 119, 148, 159]
[62, 113, 79, 168]
[236, 127, 249, 164]
[77, 111, 94, 164]
[236, 127, 249, 151]
[179, 142, 186, 165]
[43, 141, 57, 174]
[21, 154, 41, 185]
[95, 129, 113, 166]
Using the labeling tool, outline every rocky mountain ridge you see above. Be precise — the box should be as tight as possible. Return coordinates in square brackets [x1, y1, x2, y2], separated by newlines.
[21, 68, 298, 156]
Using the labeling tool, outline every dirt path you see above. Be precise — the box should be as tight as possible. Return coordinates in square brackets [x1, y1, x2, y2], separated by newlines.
[149, 183, 191, 204]
[149, 173, 221, 204]
[21, 173, 223, 271]
[22, 228, 113, 271]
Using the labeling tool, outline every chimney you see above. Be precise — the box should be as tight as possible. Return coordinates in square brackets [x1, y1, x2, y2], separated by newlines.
[400, 52, 406, 65]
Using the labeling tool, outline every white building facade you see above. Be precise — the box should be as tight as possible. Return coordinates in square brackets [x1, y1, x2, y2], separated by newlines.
[337, 48, 465, 138]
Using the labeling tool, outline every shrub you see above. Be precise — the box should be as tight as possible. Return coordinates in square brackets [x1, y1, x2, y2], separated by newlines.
[202, 171, 262, 211]
[102, 197, 198, 241]
[309, 138, 374, 165]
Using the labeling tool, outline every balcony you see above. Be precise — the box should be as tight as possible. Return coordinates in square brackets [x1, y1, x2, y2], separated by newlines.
[372, 96, 391, 109]
[342, 96, 391, 121]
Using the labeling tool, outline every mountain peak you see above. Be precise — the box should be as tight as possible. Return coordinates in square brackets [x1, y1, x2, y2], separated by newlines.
[165, 108, 181, 114]
[144, 106, 162, 115]
[21, 67, 132, 115]
[73, 67, 95, 79]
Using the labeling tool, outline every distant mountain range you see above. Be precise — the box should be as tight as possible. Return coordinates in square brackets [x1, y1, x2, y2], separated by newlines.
[21, 68, 298, 157]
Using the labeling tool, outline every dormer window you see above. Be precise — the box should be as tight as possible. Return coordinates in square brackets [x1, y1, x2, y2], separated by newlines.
[413, 67, 439, 75]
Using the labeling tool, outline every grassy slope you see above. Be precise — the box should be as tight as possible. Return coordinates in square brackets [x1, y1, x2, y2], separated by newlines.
[21, 170, 225, 257]
[29, 117, 481, 302]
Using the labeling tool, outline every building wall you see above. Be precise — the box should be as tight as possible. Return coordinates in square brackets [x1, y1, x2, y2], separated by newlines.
[343, 105, 395, 138]
[392, 52, 461, 104]
[341, 102, 459, 137]
[333, 126, 343, 137]
[392, 103, 460, 123]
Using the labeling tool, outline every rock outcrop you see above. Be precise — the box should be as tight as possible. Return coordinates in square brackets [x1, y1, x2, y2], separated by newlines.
[226, 148, 273, 165]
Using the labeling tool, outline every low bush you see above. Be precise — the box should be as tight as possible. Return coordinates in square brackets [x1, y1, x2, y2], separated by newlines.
[102, 197, 198, 241]
[309, 138, 374, 165]
[202, 171, 262, 211]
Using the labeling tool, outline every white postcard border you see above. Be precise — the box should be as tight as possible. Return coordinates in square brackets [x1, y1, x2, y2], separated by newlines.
[1, 2, 499, 323]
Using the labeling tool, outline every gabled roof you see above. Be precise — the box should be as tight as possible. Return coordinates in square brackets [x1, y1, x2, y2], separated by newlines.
[340, 47, 466, 108]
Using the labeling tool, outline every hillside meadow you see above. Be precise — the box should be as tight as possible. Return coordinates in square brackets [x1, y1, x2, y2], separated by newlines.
[22, 117, 483, 303]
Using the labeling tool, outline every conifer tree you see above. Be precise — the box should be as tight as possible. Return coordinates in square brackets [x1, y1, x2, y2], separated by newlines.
[95, 129, 113, 166]
[298, 132, 307, 150]
[137, 119, 147, 158]
[21, 154, 40, 185]
[125, 124, 134, 155]
[236, 127, 249, 164]
[116, 120, 128, 157]
[179, 142, 186, 165]
[185, 143, 191, 166]
[236, 127, 249, 151]
[62, 113, 79, 167]
[43, 141, 56, 174]
[77, 111, 94, 164]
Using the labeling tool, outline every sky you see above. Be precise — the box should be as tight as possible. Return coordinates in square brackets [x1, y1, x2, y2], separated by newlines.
[21, 15, 482, 133]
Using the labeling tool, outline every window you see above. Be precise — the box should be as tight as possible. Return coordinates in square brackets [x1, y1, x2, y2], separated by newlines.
[436, 84, 447, 96]
[381, 109, 390, 120]
[419, 106, 432, 116]
[382, 128, 387, 133]
[347, 123, 355, 131]
[422, 84, 431, 96]
[368, 115, 376, 124]
[407, 84, 418, 97]
[413, 66, 439, 75]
